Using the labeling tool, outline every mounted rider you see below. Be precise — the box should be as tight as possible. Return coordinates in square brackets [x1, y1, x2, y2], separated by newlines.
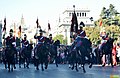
[34, 29, 46, 46]
[73, 24, 87, 48]
[48, 34, 54, 44]
[21, 34, 29, 48]
[6, 29, 16, 48]
[99, 30, 109, 51]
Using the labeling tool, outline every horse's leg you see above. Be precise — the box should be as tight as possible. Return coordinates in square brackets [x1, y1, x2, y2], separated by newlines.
[102, 54, 106, 67]
[36, 59, 39, 70]
[82, 63, 86, 73]
[71, 58, 75, 70]
[4, 60, 7, 69]
[75, 61, 78, 72]
[86, 53, 93, 68]
[55, 55, 58, 67]
[24, 58, 26, 68]
[13, 57, 16, 69]
[41, 61, 44, 71]
[44, 57, 48, 69]
[110, 53, 114, 67]
[8, 61, 10, 72]
[19, 56, 21, 68]
[26, 58, 30, 68]
[81, 54, 86, 73]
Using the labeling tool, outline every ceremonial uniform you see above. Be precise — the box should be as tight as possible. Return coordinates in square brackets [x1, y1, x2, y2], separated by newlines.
[21, 39, 29, 48]
[6, 29, 16, 47]
[34, 35, 45, 45]
[77, 30, 86, 38]
[6, 36, 16, 47]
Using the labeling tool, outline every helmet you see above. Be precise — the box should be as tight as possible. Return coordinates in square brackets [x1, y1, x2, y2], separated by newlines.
[49, 34, 52, 37]
[24, 34, 27, 37]
[79, 21, 85, 28]
[39, 29, 43, 33]
[9, 29, 13, 33]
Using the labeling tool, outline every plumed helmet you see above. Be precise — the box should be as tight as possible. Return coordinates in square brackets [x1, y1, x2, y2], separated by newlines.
[24, 34, 27, 37]
[9, 29, 13, 33]
[39, 29, 43, 33]
[49, 34, 52, 37]
[79, 21, 85, 28]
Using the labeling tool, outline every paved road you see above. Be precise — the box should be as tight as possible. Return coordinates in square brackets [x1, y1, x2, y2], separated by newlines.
[0, 64, 120, 78]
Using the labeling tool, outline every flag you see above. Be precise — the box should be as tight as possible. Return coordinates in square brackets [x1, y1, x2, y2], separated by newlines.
[19, 25, 21, 32]
[3, 17, 6, 31]
[70, 10, 78, 33]
[99, 20, 102, 27]
[18, 25, 21, 38]
[36, 18, 39, 28]
[48, 23, 51, 31]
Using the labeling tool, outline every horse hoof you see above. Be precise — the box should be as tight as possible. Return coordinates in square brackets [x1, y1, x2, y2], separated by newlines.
[112, 65, 114, 68]
[102, 64, 105, 67]
[89, 64, 92, 68]
[11, 69, 13, 72]
[14, 66, 16, 69]
[36, 67, 39, 70]
[42, 69, 44, 71]
[83, 70, 86, 73]
[19, 66, 21, 68]
[56, 65, 58, 67]
[76, 69, 79, 72]
[71, 67, 74, 70]
[45, 66, 47, 69]
[27, 66, 29, 69]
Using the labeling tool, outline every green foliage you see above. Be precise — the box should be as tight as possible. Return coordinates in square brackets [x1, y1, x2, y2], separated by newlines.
[53, 34, 67, 44]
[84, 4, 120, 45]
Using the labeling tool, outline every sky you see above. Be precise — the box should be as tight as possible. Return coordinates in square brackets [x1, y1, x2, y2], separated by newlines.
[0, 0, 120, 32]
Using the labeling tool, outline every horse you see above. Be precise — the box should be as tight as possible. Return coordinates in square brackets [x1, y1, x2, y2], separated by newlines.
[34, 39, 49, 71]
[100, 37, 117, 67]
[69, 36, 93, 73]
[4, 45, 17, 72]
[52, 40, 60, 67]
[19, 44, 33, 68]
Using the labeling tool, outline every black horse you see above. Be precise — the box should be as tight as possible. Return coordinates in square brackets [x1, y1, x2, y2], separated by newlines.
[19, 44, 33, 68]
[52, 40, 60, 67]
[34, 39, 49, 71]
[69, 37, 93, 73]
[4, 45, 17, 72]
[100, 37, 116, 67]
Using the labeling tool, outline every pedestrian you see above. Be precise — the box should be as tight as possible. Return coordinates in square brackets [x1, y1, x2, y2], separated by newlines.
[112, 43, 117, 66]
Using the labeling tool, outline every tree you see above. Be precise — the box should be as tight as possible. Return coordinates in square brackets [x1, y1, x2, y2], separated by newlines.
[53, 34, 67, 44]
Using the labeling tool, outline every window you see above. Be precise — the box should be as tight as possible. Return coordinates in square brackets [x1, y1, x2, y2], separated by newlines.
[80, 13, 81, 17]
[82, 13, 84, 17]
[69, 12, 71, 16]
[77, 13, 79, 16]
[85, 13, 86, 17]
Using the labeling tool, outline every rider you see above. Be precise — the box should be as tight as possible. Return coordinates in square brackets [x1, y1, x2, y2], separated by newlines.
[21, 34, 29, 49]
[6, 29, 16, 48]
[99, 32, 109, 51]
[5, 29, 17, 69]
[77, 24, 86, 38]
[49, 34, 54, 44]
[73, 24, 87, 48]
[34, 29, 46, 46]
